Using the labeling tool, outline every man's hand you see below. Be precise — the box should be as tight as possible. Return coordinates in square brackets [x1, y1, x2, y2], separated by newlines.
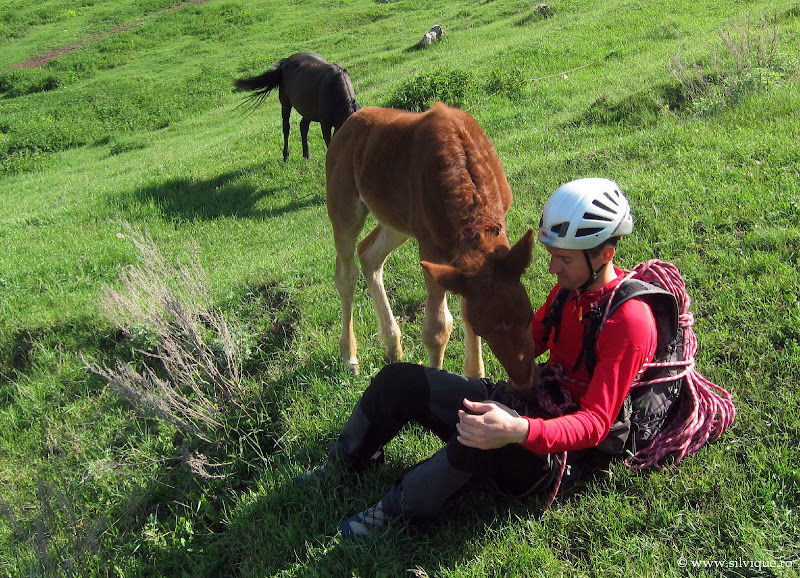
[456, 399, 530, 450]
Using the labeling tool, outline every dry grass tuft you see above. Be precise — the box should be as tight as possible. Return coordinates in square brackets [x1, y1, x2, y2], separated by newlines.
[85, 223, 251, 445]
[0, 479, 104, 576]
[668, 13, 788, 114]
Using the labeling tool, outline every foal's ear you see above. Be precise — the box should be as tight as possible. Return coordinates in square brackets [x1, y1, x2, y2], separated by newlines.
[420, 261, 470, 295]
[499, 228, 534, 280]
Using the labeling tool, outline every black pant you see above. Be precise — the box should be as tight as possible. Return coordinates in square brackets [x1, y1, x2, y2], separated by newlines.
[342, 363, 556, 501]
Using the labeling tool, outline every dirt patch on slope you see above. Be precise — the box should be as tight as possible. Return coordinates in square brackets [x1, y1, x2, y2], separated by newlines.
[13, 0, 214, 69]
[15, 43, 85, 69]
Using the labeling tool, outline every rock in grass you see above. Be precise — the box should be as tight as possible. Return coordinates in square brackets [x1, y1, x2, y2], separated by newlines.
[418, 25, 445, 48]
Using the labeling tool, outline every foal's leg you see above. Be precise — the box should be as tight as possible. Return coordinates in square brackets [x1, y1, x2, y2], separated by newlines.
[462, 298, 485, 378]
[281, 100, 292, 162]
[421, 270, 454, 370]
[358, 225, 409, 364]
[299, 118, 311, 159]
[332, 206, 369, 374]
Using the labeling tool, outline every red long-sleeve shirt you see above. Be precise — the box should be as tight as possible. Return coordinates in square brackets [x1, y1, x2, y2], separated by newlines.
[521, 268, 657, 454]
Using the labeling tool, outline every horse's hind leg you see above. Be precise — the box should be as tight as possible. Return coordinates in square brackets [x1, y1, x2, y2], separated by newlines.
[281, 99, 292, 162]
[327, 154, 370, 372]
[421, 270, 454, 370]
[358, 225, 409, 364]
[321, 123, 333, 147]
[299, 117, 311, 159]
[331, 206, 369, 373]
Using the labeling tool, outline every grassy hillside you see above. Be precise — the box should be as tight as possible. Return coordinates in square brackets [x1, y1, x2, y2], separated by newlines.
[1, 0, 799, 575]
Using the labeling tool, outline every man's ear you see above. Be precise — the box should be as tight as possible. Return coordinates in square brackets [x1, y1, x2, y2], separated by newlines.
[498, 228, 534, 279]
[420, 261, 470, 295]
[602, 245, 616, 264]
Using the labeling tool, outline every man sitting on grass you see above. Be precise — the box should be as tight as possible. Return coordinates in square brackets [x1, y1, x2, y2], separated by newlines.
[300, 178, 677, 539]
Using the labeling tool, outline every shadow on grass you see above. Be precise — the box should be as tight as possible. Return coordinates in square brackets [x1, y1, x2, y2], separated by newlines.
[128, 166, 324, 221]
[80, 350, 364, 576]
[2, 324, 627, 576]
[218, 431, 570, 576]
[0, 317, 126, 390]
[2, 298, 620, 575]
[213, 353, 569, 576]
[2, 304, 654, 576]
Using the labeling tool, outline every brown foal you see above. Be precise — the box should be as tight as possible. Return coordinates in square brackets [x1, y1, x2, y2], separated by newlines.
[325, 102, 538, 390]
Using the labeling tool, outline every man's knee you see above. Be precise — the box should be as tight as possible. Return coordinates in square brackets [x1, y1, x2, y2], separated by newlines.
[360, 362, 430, 422]
[446, 436, 497, 474]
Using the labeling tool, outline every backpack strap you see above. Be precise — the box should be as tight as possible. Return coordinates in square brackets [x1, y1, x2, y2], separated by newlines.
[540, 280, 680, 375]
[541, 288, 572, 344]
[583, 279, 680, 377]
[585, 279, 683, 456]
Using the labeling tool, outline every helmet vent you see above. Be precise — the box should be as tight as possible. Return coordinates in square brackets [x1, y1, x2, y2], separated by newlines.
[592, 199, 616, 213]
[583, 211, 613, 222]
[550, 222, 569, 237]
[602, 191, 620, 206]
[576, 227, 604, 238]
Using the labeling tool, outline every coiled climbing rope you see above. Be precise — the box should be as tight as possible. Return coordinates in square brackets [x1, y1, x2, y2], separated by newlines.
[540, 259, 736, 509]
[610, 259, 736, 469]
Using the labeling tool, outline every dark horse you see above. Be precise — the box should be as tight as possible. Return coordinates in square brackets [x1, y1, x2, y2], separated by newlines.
[234, 53, 360, 161]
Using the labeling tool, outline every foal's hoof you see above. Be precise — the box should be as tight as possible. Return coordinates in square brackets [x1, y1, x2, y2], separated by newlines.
[383, 348, 403, 365]
[346, 362, 360, 376]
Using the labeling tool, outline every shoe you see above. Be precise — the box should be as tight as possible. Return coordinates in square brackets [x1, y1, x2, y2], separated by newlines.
[294, 449, 385, 485]
[293, 461, 332, 485]
[338, 499, 394, 540]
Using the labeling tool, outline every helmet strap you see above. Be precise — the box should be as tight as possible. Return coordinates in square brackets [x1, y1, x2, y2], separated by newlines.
[578, 250, 606, 294]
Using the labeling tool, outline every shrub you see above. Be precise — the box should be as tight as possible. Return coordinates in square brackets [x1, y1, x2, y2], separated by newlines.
[108, 137, 149, 156]
[484, 66, 528, 100]
[385, 68, 477, 111]
[84, 224, 251, 447]
[0, 69, 66, 98]
[668, 13, 793, 116]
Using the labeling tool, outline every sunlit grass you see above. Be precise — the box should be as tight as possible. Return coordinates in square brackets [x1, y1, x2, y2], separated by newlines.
[1, 0, 799, 575]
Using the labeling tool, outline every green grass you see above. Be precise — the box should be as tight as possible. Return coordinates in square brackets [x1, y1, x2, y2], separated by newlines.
[1, 0, 800, 576]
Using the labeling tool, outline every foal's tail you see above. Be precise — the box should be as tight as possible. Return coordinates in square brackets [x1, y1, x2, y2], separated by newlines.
[233, 60, 284, 112]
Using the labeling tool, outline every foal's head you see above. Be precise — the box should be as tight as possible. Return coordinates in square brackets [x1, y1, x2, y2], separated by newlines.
[422, 229, 540, 392]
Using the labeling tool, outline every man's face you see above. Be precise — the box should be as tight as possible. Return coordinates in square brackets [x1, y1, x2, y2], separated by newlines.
[545, 245, 591, 290]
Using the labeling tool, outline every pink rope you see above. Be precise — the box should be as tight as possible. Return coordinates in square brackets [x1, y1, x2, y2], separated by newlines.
[609, 260, 737, 470]
[539, 259, 736, 507]
[542, 452, 568, 510]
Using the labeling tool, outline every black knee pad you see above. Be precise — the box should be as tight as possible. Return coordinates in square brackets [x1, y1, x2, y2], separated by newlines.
[360, 362, 429, 423]
[446, 436, 498, 474]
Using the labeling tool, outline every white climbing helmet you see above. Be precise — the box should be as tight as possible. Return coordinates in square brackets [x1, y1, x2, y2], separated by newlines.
[539, 178, 634, 250]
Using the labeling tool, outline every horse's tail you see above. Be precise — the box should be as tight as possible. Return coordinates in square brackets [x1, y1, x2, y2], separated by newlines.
[233, 60, 284, 112]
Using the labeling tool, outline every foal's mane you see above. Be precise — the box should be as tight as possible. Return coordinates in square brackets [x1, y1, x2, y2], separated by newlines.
[425, 104, 510, 283]
[431, 105, 510, 223]
[446, 225, 514, 301]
